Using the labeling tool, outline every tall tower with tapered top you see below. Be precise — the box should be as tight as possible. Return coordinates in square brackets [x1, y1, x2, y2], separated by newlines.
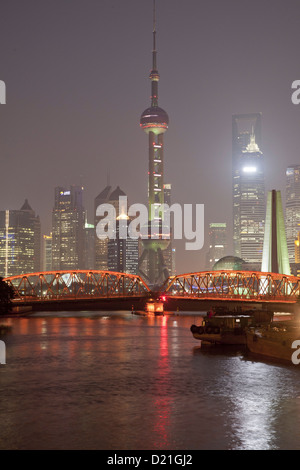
[139, 0, 170, 287]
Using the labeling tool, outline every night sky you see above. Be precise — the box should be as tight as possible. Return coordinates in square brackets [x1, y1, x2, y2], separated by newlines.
[1, 0, 300, 274]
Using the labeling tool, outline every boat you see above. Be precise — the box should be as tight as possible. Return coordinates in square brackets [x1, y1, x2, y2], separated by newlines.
[246, 320, 300, 363]
[133, 298, 165, 316]
[190, 309, 273, 345]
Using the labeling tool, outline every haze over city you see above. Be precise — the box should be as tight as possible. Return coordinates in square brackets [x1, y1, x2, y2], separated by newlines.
[1, 0, 300, 274]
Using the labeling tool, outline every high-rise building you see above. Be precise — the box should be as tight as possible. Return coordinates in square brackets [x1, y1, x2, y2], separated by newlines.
[108, 214, 139, 275]
[42, 234, 52, 271]
[261, 190, 290, 275]
[206, 223, 227, 269]
[94, 185, 111, 270]
[139, 0, 170, 286]
[84, 221, 95, 270]
[94, 185, 126, 270]
[0, 200, 41, 277]
[295, 232, 300, 276]
[232, 113, 265, 269]
[295, 232, 300, 263]
[51, 186, 85, 270]
[285, 165, 300, 265]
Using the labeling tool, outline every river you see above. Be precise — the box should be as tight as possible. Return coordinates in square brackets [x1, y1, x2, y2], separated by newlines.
[0, 311, 300, 450]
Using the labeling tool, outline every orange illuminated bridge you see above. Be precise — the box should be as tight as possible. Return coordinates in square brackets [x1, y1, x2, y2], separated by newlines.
[4, 270, 151, 304]
[162, 270, 300, 304]
[3, 269, 300, 309]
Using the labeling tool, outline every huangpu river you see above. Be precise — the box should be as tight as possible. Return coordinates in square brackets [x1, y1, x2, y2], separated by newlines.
[0, 311, 300, 450]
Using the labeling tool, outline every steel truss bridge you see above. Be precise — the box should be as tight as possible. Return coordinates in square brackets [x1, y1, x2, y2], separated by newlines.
[4, 270, 151, 305]
[3, 269, 300, 311]
[163, 270, 300, 303]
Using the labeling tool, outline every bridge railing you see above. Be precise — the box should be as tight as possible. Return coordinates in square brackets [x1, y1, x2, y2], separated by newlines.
[162, 270, 300, 302]
[4, 270, 151, 302]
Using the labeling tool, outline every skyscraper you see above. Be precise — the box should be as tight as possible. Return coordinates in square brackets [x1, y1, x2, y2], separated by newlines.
[42, 234, 52, 271]
[295, 232, 300, 276]
[261, 190, 290, 275]
[94, 185, 111, 270]
[206, 223, 227, 269]
[285, 165, 300, 265]
[83, 221, 95, 270]
[295, 232, 300, 263]
[0, 200, 41, 277]
[51, 186, 85, 270]
[108, 214, 139, 275]
[232, 113, 265, 269]
[94, 185, 126, 270]
[139, 0, 170, 286]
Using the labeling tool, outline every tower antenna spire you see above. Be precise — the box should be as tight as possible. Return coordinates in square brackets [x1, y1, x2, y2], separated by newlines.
[152, 0, 157, 74]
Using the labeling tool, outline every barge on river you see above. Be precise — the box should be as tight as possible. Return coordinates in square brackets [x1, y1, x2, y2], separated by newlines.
[190, 309, 273, 345]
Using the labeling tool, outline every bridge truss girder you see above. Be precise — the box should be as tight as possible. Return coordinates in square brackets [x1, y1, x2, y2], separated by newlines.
[163, 270, 300, 303]
[4, 270, 151, 302]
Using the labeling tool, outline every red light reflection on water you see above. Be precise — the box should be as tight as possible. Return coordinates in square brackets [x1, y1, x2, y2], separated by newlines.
[153, 315, 172, 448]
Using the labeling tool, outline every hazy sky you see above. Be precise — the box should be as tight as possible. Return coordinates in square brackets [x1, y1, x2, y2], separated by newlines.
[1, 0, 300, 274]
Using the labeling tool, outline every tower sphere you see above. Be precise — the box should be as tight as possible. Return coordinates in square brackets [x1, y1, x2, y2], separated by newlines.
[140, 106, 169, 135]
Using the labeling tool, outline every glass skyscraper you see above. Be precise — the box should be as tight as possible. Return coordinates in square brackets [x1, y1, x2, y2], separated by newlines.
[0, 200, 41, 277]
[232, 113, 265, 269]
[51, 186, 85, 270]
[206, 222, 227, 269]
[107, 215, 139, 275]
[285, 165, 300, 265]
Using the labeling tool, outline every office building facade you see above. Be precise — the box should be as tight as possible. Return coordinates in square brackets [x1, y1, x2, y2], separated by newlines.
[232, 113, 265, 269]
[285, 165, 300, 265]
[0, 200, 41, 277]
[206, 223, 227, 270]
[51, 186, 85, 270]
[94, 185, 127, 271]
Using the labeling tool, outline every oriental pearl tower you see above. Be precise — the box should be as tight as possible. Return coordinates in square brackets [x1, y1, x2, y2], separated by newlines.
[139, 0, 170, 287]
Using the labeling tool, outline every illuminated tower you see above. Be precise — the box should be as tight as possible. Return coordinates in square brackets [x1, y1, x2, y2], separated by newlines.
[232, 114, 265, 269]
[139, 0, 170, 286]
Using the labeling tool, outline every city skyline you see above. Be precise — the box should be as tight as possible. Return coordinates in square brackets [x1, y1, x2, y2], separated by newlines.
[1, 0, 300, 274]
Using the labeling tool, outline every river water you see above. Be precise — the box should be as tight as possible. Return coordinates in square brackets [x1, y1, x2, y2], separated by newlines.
[0, 311, 300, 450]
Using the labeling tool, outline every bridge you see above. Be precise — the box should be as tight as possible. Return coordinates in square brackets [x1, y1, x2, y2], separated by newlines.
[4, 270, 151, 311]
[162, 270, 300, 313]
[3, 269, 300, 313]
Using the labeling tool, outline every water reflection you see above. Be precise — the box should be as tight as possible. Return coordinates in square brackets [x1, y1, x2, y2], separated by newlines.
[1, 312, 300, 450]
[153, 316, 172, 448]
